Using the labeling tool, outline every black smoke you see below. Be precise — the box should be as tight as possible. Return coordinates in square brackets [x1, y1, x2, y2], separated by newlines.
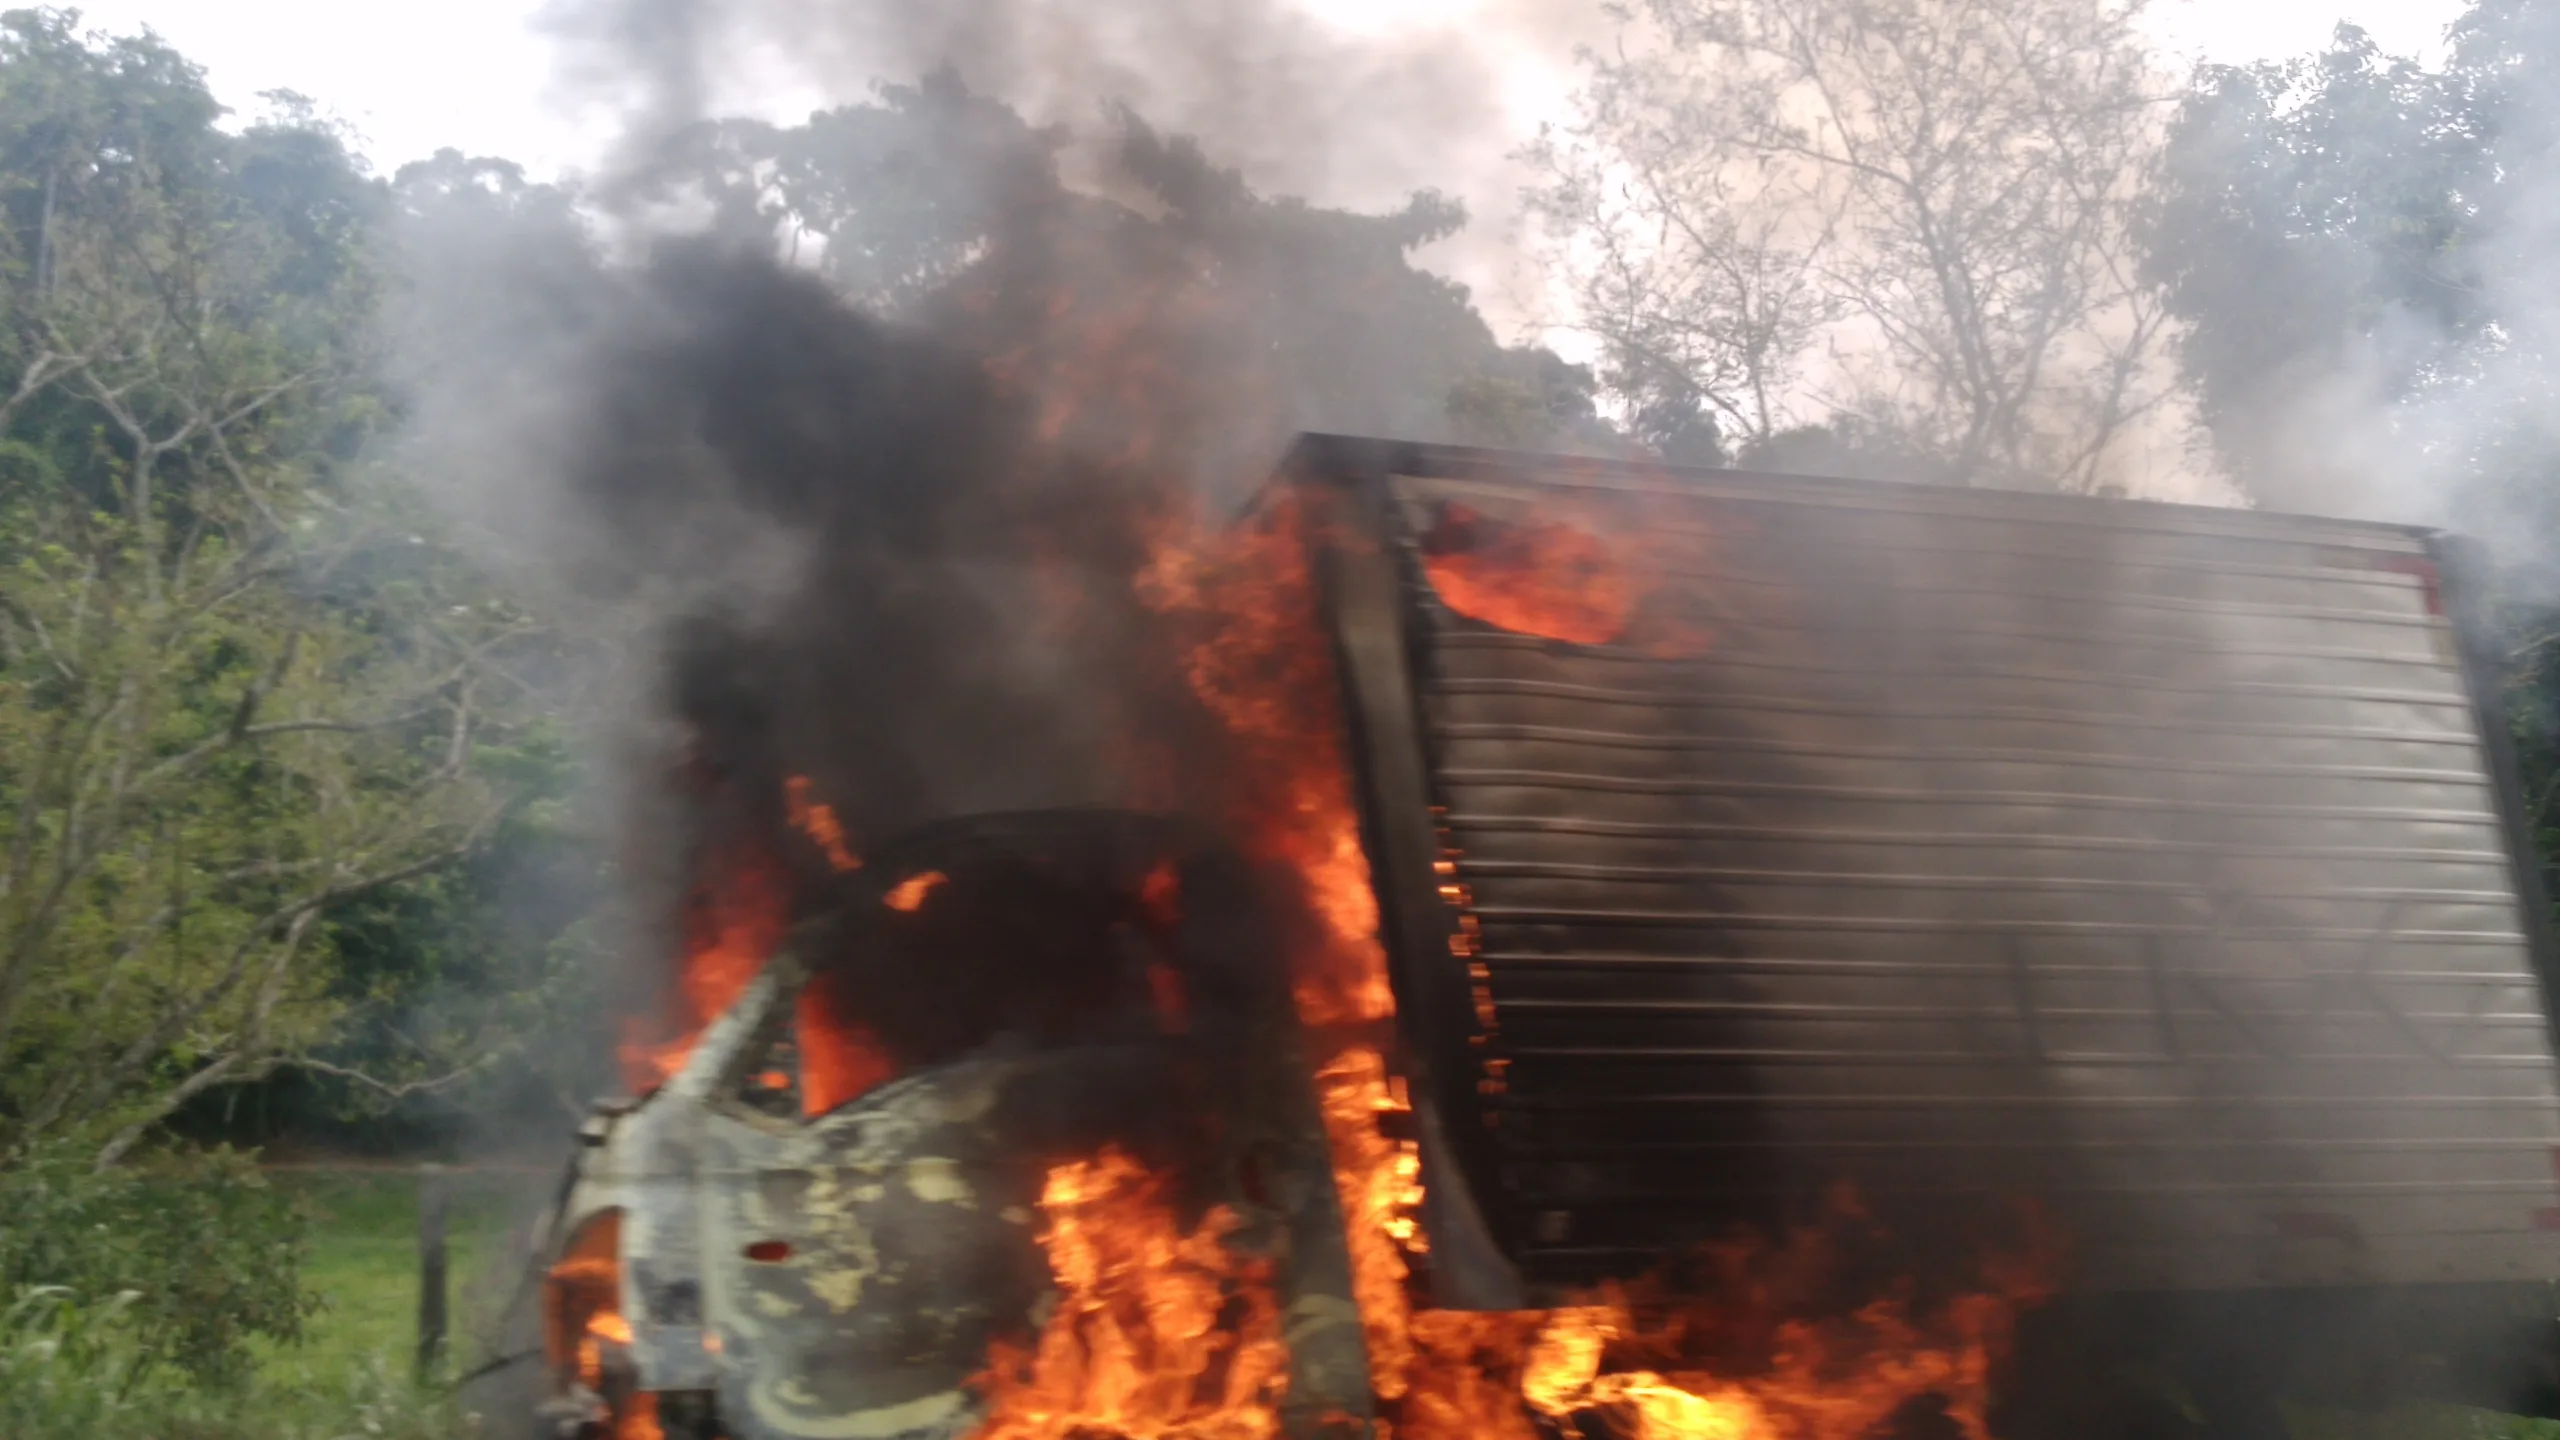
[584, 245, 1187, 838]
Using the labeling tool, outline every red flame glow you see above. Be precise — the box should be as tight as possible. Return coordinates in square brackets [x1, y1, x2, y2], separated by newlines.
[885, 869, 949, 912]
[787, 775, 864, 872]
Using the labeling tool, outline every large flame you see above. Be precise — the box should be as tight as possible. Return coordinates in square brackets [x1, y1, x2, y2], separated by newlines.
[971, 1146, 1291, 1440]
[616, 841, 790, 1092]
[609, 488, 2049, 1438]
[1137, 501, 1396, 1029]
[618, 781, 897, 1114]
[1122, 495, 2056, 1439]
[1136, 498, 1422, 1408]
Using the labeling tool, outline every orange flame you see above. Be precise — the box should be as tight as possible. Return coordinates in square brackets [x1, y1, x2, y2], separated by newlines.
[1385, 1196, 2059, 1440]
[1451, 1197, 2059, 1440]
[614, 482, 2043, 1436]
[544, 1211, 665, 1440]
[971, 1146, 1290, 1440]
[1137, 498, 1393, 1028]
[796, 984, 900, 1116]
[1314, 1045, 1423, 1395]
[1414, 497, 1717, 658]
[787, 774, 864, 872]
[1122, 493, 2053, 1439]
[1136, 497, 1419, 1406]
[622, 774, 900, 1113]
[617, 842, 789, 1092]
[885, 869, 949, 912]
[1418, 501, 1635, 645]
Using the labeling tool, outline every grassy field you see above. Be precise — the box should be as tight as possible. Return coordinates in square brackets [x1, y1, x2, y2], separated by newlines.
[258, 1167, 538, 1384]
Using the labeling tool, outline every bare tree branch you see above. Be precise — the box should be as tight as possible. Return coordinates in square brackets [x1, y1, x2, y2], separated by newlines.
[287, 1050, 514, 1103]
[1530, 0, 2190, 487]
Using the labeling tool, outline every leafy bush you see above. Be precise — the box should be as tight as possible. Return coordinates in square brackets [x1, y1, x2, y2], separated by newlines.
[0, 1292, 480, 1440]
[0, 1286, 153, 1427]
[0, 1143, 320, 1384]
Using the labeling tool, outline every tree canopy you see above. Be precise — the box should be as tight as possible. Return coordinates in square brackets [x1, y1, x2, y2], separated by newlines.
[1527, 0, 2177, 490]
[0, 10, 568, 1161]
[2147, 0, 2560, 536]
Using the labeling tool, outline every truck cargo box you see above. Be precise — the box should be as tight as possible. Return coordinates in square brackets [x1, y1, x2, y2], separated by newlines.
[1290, 434, 2560, 1301]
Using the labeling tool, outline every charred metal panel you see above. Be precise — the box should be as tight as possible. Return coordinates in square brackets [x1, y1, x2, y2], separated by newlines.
[697, 1050, 1052, 1440]
[686, 1016, 1367, 1440]
[563, 969, 781, 1394]
[1295, 435, 2560, 1296]
[1313, 461, 1528, 1312]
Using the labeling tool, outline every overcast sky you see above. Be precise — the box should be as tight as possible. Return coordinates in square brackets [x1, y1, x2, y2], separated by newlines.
[80, 0, 2470, 186]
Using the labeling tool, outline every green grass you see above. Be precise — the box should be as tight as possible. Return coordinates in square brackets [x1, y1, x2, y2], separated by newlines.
[259, 1168, 528, 1382]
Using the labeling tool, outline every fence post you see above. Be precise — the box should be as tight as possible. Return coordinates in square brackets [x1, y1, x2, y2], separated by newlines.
[417, 1163, 449, 1384]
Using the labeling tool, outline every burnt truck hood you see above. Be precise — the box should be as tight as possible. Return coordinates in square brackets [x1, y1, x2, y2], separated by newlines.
[563, 996, 1218, 1439]
[547, 805, 1360, 1440]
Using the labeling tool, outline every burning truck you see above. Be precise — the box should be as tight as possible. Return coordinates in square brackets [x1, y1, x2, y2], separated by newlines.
[519, 434, 2560, 1440]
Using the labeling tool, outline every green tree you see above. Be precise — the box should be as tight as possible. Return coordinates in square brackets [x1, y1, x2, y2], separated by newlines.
[2146, 0, 2560, 911]
[2144, 25, 2483, 507]
[0, 11, 539, 1163]
[2147, 1, 2560, 524]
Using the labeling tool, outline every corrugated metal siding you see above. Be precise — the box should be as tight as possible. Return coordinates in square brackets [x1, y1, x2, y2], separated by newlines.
[1384, 469, 2560, 1293]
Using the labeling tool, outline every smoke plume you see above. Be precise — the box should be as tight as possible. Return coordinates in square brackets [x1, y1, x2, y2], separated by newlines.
[2164, 13, 2560, 575]
[539, 0, 1605, 331]
[394, 0, 1571, 1033]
